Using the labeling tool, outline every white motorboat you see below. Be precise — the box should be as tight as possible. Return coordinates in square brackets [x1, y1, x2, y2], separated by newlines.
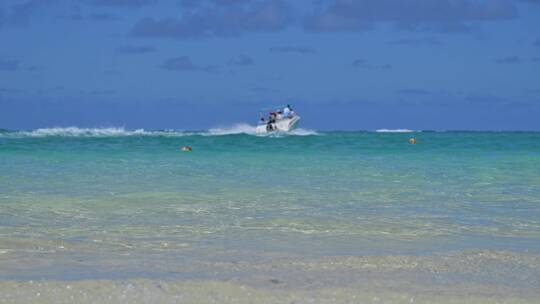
[256, 105, 300, 134]
[256, 115, 300, 134]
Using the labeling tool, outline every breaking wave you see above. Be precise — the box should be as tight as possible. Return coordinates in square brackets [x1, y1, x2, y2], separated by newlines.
[375, 129, 419, 133]
[0, 127, 190, 138]
[287, 128, 319, 136]
[0, 125, 319, 138]
[206, 123, 257, 136]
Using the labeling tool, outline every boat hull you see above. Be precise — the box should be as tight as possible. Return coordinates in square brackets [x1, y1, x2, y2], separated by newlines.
[256, 116, 300, 134]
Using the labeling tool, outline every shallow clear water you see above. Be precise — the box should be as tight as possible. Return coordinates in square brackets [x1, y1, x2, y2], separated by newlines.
[1, 128, 539, 302]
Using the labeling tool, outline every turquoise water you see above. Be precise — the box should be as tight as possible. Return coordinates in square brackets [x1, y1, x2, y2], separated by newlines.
[1, 128, 540, 301]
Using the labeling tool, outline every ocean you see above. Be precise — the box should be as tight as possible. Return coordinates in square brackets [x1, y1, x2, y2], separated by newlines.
[1, 126, 539, 303]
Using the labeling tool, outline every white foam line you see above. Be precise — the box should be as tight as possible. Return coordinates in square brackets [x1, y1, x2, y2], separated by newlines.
[375, 129, 419, 133]
[1, 125, 320, 138]
[2, 127, 190, 138]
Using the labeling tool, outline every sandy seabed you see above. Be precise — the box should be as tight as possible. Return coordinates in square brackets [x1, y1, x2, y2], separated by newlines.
[0, 279, 536, 304]
[1, 250, 539, 304]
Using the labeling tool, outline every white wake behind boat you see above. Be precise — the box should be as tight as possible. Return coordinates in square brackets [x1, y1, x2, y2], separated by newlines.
[256, 115, 300, 134]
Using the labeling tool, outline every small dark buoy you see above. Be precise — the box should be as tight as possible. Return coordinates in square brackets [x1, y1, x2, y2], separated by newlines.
[181, 146, 192, 152]
[408, 137, 417, 144]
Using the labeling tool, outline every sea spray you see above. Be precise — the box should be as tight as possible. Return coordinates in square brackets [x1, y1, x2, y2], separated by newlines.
[206, 123, 258, 135]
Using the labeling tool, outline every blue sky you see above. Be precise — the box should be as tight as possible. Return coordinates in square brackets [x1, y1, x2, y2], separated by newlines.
[1, 0, 539, 130]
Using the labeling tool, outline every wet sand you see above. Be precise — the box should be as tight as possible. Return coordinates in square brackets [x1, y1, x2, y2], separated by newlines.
[1, 250, 539, 303]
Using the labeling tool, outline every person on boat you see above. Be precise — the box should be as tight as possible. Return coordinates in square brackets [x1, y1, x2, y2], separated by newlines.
[266, 118, 275, 131]
[266, 112, 276, 131]
[283, 104, 293, 118]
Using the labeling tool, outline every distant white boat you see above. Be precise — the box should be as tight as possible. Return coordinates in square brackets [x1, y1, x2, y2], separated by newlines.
[255, 105, 300, 134]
